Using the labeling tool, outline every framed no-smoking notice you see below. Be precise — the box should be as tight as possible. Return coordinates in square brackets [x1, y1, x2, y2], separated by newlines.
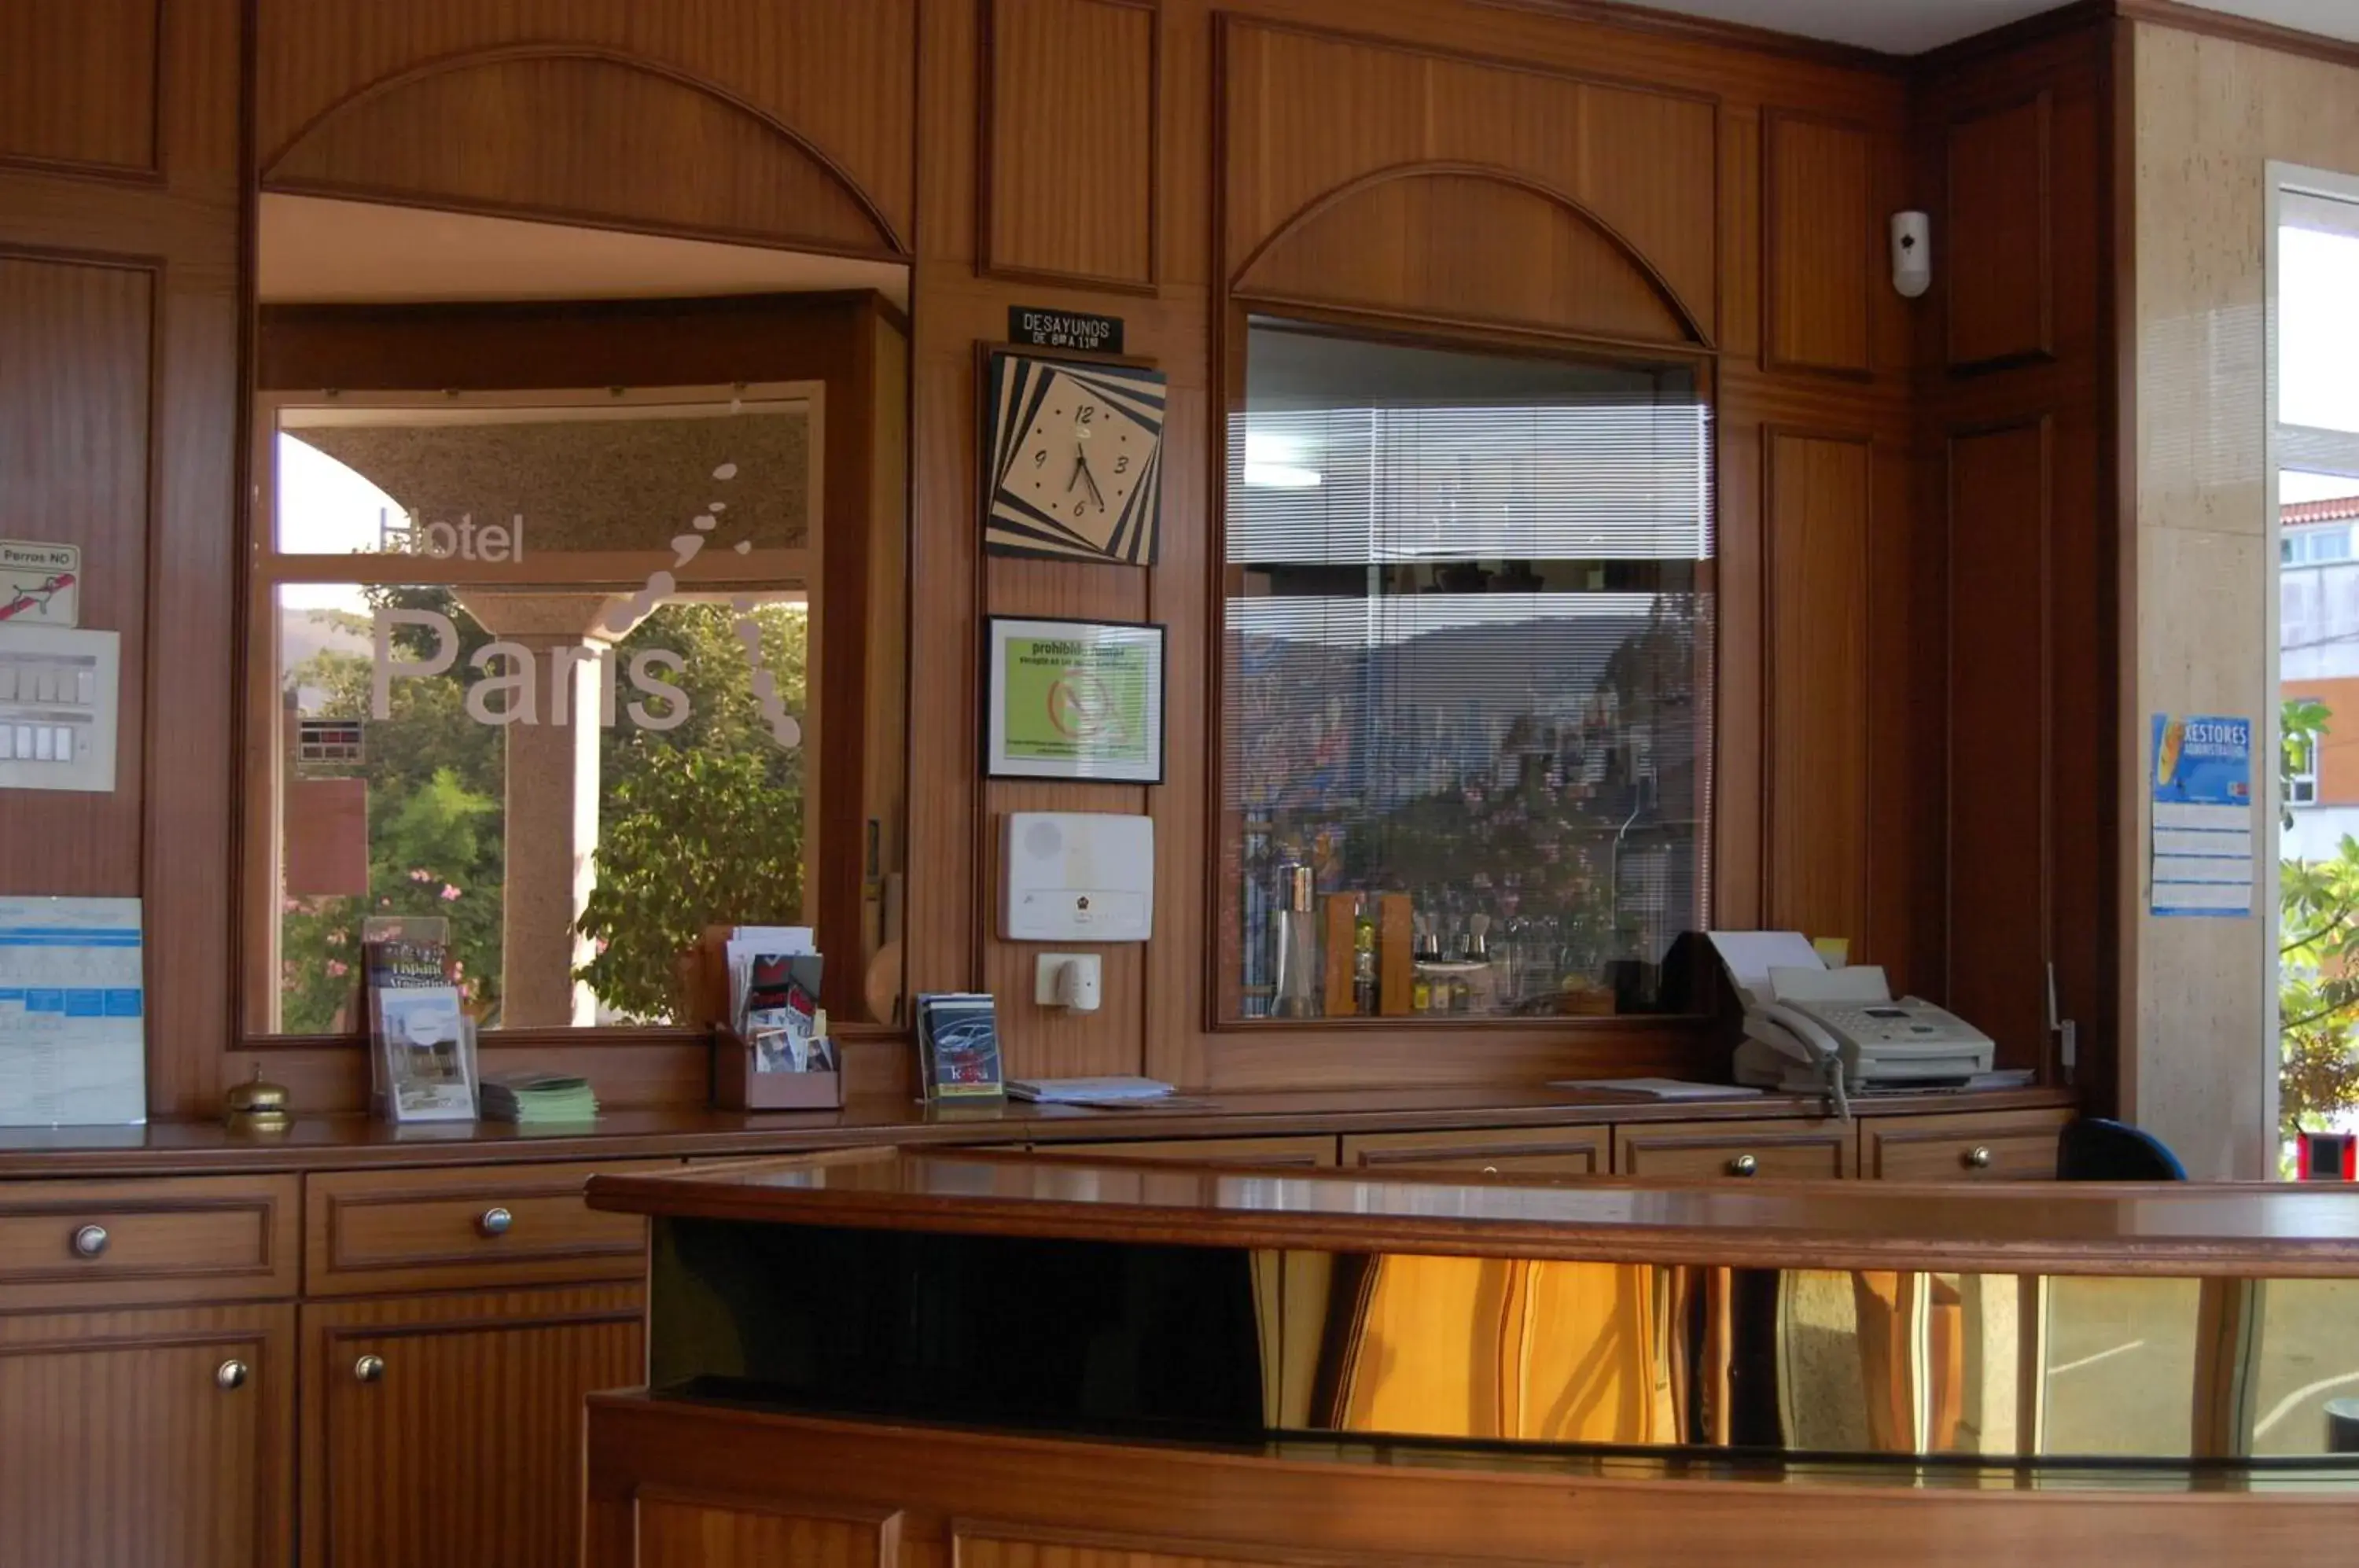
[984, 617, 1166, 783]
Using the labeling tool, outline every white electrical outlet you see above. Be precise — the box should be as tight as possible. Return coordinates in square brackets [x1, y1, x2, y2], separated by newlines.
[0, 625, 119, 793]
[1034, 953, 1100, 1007]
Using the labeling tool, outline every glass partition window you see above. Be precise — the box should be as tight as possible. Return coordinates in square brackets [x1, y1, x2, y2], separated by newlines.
[248, 388, 819, 1035]
[1220, 320, 1713, 1022]
[2273, 176, 2359, 1158]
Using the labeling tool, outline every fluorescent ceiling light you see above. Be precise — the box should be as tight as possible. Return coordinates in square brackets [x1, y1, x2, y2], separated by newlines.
[1244, 462, 1323, 489]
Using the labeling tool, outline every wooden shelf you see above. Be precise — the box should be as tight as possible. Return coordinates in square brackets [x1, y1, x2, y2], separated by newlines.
[0, 1086, 2078, 1179]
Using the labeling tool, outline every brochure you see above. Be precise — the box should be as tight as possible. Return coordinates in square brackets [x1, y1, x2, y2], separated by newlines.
[373, 984, 477, 1121]
[916, 992, 1003, 1100]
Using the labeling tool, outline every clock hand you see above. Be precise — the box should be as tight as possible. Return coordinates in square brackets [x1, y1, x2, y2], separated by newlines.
[1065, 451, 1086, 494]
[1077, 452, 1108, 510]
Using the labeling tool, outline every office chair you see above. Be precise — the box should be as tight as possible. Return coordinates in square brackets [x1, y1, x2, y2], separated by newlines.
[2056, 1117, 2188, 1181]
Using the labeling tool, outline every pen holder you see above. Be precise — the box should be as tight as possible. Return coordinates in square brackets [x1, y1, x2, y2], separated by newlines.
[713, 1028, 845, 1111]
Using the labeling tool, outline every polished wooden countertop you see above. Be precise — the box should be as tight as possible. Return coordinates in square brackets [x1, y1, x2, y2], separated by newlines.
[587, 1146, 2359, 1276]
[0, 1084, 2075, 1178]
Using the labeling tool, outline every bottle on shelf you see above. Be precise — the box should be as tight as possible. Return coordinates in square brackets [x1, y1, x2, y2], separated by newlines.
[1352, 904, 1378, 1015]
[1271, 861, 1320, 1018]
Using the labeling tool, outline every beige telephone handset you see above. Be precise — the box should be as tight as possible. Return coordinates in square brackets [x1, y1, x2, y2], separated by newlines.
[1747, 999, 1846, 1069]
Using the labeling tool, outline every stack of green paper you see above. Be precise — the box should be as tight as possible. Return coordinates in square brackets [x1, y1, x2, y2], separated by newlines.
[478, 1071, 598, 1124]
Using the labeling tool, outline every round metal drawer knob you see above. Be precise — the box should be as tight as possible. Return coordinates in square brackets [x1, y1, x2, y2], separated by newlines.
[1964, 1145, 1994, 1170]
[70, 1224, 109, 1258]
[1727, 1154, 1760, 1177]
[353, 1354, 386, 1384]
[477, 1205, 514, 1238]
[215, 1359, 249, 1392]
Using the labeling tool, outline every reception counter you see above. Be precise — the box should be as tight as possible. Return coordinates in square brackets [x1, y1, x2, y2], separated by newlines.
[583, 1152, 2359, 1565]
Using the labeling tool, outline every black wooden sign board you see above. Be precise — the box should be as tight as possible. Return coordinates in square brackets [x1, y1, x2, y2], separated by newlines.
[1008, 306, 1124, 355]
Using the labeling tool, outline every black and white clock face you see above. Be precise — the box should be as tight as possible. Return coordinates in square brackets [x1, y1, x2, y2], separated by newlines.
[1011, 373, 1150, 536]
[986, 355, 1165, 565]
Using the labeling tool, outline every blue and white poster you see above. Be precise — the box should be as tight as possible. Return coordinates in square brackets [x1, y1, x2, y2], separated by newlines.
[2149, 713, 2254, 918]
[0, 896, 145, 1124]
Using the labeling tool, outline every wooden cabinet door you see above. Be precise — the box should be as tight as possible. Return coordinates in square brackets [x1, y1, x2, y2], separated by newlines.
[0, 1304, 294, 1568]
[1341, 1126, 1608, 1178]
[300, 1283, 642, 1568]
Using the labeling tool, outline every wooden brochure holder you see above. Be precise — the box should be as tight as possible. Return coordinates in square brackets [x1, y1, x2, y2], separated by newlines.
[714, 1028, 845, 1111]
[701, 931, 843, 1110]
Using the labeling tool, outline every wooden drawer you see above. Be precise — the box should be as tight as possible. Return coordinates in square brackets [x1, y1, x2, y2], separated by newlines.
[1857, 1108, 2073, 1181]
[304, 1161, 670, 1296]
[0, 1175, 300, 1309]
[1614, 1117, 1853, 1180]
[1341, 1125, 1607, 1179]
[1032, 1136, 1338, 1167]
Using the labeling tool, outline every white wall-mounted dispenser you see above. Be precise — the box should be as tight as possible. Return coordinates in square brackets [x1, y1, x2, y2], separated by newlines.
[1891, 211, 1932, 299]
[1000, 812, 1154, 942]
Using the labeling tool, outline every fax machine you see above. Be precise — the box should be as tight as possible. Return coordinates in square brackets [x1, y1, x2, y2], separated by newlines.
[1709, 933, 1994, 1111]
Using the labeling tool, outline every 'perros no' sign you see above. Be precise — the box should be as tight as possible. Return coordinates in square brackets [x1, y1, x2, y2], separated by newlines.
[1009, 306, 1124, 355]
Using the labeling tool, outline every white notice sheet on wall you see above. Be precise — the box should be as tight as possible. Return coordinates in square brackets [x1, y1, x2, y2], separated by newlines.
[2149, 715, 2256, 918]
[0, 896, 145, 1125]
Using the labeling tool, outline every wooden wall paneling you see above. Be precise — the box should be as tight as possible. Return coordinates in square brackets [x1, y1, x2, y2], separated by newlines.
[1946, 418, 2054, 1070]
[1155, 0, 1212, 290]
[255, 0, 919, 249]
[0, 1303, 296, 1568]
[1867, 436, 1923, 992]
[1232, 171, 1702, 348]
[1143, 368, 1210, 1090]
[0, 0, 161, 176]
[266, 57, 902, 258]
[1762, 112, 1876, 377]
[1945, 92, 2055, 371]
[1718, 109, 1764, 365]
[298, 1283, 643, 1568]
[981, 0, 1159, 291]
[903, 0, 991, 1010]
[1913, 12, 2113, 1088]
[907, 273, 989, 1002]
[867, 310, 915, 1033]
[1198, 1020, 1726, 1095]
[2044, 403, 2111, 1101]
[0, 0, 242, 1117]
[1764, 429, 1874, 950]
[0, 256, 153, 899]
[1713, 410, 1767, 933]
[1216, 17, 1719, 341]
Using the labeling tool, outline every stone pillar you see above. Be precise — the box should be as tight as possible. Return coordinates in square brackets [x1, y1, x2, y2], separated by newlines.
[458, 592, 637, 1029]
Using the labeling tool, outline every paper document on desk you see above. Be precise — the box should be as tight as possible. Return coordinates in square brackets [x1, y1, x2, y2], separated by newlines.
[1551, 1078, 1766, 1101]
[1007, 1076, 1174, 1103]
[0, 896, 145, 1126]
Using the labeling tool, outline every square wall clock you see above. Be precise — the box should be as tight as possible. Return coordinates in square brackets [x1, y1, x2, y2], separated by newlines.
[983, 351, 1165, 565]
